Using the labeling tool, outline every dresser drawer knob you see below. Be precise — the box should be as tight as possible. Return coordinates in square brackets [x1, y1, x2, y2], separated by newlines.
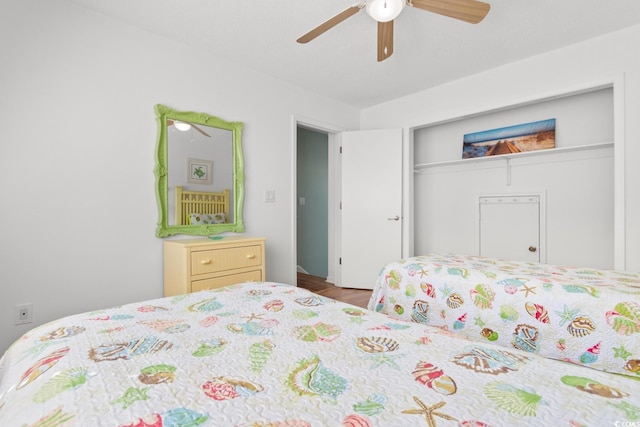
[246, 254, 256, 259]
[201, 259, 212, 265]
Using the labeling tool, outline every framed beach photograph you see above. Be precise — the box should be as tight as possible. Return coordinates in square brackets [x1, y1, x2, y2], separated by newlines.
[186, 158, 213, 185]
[462, 118, 556, 159]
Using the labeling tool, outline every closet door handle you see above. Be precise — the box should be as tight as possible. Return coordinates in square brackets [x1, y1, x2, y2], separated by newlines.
[387, 215, 400, 221]
[528, 246, 537, 253]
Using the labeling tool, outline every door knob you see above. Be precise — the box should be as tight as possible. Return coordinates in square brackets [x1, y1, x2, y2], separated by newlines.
[528, 246, 537, 253]
[387, 215, 400, 221]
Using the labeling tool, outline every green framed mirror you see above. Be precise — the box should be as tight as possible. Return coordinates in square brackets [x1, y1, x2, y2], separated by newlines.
[154, 104, 245, 237]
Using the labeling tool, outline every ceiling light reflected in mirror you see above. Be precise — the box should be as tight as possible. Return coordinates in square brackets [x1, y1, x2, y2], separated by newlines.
[173, 121, 192, 131]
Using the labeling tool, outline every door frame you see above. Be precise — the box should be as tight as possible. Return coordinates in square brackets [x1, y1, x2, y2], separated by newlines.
[291, 115, 344, 286]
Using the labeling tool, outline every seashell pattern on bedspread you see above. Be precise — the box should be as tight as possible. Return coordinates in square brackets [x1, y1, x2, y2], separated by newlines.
[2, 281, 640, 426]
[369, 253, 640, 378]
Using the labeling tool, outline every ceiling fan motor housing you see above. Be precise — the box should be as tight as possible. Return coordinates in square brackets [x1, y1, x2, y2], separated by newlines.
[366, 0, 405, 22]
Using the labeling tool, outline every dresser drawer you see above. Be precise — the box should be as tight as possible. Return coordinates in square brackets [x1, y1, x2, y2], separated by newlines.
[164, 237, 265, 297]
[191, 270, 263, 292]
[191, 245, 263, 276]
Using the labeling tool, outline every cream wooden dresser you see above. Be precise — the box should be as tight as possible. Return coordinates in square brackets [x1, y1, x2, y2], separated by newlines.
[163, 236, 265, 296]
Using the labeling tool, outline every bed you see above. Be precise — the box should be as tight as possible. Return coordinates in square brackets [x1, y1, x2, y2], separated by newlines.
[2, 281, 640, 426]
[174, 186, 230, 226]
[369, 253, 640, 379]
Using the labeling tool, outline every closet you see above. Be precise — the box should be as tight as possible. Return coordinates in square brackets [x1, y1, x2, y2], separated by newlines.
[413, 87, 614, 268]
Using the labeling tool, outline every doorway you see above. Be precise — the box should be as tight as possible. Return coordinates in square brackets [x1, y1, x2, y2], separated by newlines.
[296, 126, 329, 279]
[292, 121, 405, 289]
[292, 118, 342, 288]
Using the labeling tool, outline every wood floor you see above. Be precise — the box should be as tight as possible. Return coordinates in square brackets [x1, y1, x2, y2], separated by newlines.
[297, 273, 372, 309]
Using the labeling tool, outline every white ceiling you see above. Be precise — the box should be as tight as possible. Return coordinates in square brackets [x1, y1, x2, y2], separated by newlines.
[69, 0, 640, 108]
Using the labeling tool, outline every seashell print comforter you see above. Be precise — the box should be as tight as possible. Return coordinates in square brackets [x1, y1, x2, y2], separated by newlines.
[2, 281, 639, 426]
[369, 254, 640, 378]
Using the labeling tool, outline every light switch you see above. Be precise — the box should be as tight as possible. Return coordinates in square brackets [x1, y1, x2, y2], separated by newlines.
[264, 190, 276, 203]
[299, 197, 305, 205]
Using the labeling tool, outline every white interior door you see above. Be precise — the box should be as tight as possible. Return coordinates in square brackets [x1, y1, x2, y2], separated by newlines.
[479, 195, 541, 262]
[340, 129, 403, 289]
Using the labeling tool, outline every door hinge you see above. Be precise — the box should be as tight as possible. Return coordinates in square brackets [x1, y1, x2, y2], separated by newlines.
[339, 202, 342, 209]
[339, 257, 342, 265]
[339, 146, 342, 154]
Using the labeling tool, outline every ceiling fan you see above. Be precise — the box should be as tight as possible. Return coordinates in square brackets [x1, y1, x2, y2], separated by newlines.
[167, 119, 211, 137]
[297, 0, 490, 62]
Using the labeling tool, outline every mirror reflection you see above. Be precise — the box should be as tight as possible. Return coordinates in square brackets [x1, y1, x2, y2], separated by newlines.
[167, 121, 234, 226]
[155, 104, 245, 237]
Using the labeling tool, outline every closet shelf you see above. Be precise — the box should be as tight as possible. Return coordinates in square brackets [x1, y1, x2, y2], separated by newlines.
[414, 141, 613, 171]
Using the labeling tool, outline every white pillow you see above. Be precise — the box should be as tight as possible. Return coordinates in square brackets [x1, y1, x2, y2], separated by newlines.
[189, 213, 227, 225]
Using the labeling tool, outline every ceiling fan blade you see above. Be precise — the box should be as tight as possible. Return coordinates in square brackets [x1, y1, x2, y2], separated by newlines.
[409, 0, 490, 24]
[377, 20, 394, 62]
[297, 5, 362, 43]
[192, 124, 211, 138]
[167, 119, 211, 137]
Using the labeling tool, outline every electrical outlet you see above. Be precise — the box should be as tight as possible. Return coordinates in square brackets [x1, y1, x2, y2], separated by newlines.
[15, 303, 33, 325]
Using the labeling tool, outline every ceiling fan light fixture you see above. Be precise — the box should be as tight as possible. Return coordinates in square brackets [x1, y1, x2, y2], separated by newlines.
[365, 0, 405, 22]
[173, 121, 192, 131]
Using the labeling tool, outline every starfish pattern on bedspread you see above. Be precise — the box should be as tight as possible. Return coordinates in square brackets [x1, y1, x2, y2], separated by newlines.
[402, 397, 457, 427]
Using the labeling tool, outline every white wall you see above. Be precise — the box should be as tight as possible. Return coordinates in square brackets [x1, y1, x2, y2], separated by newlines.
[361, 25, 640, 273]
[0, 0, 359, 354]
